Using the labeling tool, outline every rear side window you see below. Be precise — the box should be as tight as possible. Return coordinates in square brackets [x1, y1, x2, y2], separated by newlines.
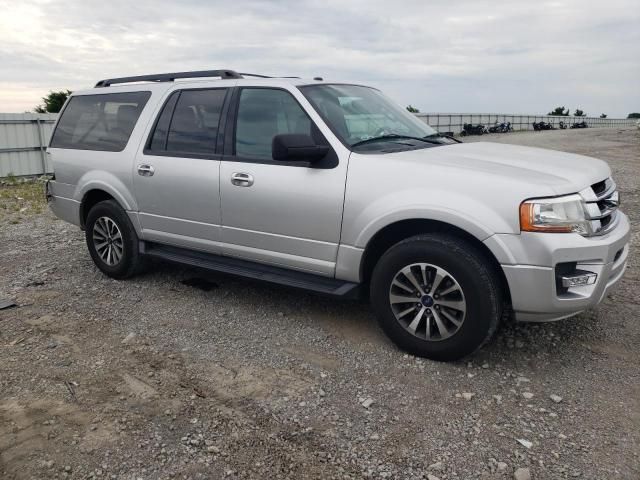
[50, 92, 150, 151]
[147, 89, 227, 155]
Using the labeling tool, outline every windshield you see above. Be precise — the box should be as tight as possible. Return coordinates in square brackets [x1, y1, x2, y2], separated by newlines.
[299, 84, 439, 149]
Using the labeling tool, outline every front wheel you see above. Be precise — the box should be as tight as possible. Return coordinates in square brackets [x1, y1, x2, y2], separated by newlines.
[85, 199, 143, 279]
[370, 234, 503, 361]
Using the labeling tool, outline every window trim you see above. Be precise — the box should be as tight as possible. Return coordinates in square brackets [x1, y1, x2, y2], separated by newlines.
[143, 86, 231, 160]
[49, 91, 152, 152]
[224, 86, 338, 169]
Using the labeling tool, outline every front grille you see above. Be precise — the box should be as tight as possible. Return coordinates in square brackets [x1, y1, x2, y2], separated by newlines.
[580, 178, 619, 236]
[591, 179, 608, 197]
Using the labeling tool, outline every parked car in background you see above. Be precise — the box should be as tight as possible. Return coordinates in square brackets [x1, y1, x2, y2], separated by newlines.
[46, 69, 630, 361]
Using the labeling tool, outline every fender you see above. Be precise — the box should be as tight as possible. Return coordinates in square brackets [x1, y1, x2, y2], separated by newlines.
[345, 188, 518, 249]
[74, 172, 138, 213]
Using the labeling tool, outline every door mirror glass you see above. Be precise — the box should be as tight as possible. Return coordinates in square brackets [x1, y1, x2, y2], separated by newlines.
[272, 134, 329, 162]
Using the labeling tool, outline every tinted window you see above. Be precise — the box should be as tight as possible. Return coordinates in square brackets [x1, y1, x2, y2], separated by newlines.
[149, 91, 179, 151]
[158, 89, 227, 154]
[50, 92, 150, 151]
[235, 89, 314, 159]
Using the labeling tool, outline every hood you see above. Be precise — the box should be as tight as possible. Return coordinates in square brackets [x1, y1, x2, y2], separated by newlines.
[383, 142, 611, 195]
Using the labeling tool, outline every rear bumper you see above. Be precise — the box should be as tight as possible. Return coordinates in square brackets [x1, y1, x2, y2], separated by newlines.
[46, 180, 80, 227]
[488, 212, 630, 322]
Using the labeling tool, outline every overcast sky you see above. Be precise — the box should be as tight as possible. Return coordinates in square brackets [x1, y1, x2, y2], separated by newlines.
[1, 0, 638, 117]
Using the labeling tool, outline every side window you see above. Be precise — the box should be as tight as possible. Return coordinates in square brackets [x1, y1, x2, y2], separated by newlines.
[235, 88, 315, 159]
[148, 89, 227, 155]
[148, 91, 179, 151]
[50, 92, 151, 151]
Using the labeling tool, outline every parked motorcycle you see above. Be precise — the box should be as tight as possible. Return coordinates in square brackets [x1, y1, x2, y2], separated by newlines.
[488, 121, 512, 133]
[533, 121, 554, 131]
[558, 121, 568, 129]
[460, 123, 488, 136]
[570, 121, 588, 129]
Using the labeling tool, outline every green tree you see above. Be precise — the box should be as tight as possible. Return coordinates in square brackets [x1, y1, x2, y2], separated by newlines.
[573, 108, 585, 117]
[548, 106, 569, 116]
[628, 113, 640, 119]
[34, 90, 72, 113]
[599, 113, 607, 118]
[406, 105, 420, 113]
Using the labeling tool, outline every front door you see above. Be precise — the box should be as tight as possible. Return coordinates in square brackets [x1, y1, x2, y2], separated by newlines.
[219, 87, 348, 276]
[134, 87, 230, 253]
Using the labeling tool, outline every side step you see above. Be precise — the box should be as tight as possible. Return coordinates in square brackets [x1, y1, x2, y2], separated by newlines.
[142, 243, 360, 298]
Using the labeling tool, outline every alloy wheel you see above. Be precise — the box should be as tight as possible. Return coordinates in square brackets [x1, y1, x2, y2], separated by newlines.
[388, 263, 467, 341]
[92, 216, 124, 266]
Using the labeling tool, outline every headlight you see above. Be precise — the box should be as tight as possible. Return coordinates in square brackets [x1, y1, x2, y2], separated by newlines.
[520, 194, 588, 234]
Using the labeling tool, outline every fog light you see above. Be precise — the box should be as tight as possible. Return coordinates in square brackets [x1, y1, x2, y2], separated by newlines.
[560, 271, 597, 288]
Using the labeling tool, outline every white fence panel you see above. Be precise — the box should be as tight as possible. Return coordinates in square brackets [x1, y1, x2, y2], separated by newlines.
[415, 113, 635, 134]
[0, 113, 57, 177]
[0, 111, 636, 177]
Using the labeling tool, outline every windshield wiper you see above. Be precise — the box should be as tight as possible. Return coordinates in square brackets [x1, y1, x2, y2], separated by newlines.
[351, 134, 441, 148]
[424, 133, 462, 143]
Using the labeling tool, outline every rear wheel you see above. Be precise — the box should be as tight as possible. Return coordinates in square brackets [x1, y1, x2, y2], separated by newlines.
[370, 234, 502, 361]
[85, 200, 142, 279]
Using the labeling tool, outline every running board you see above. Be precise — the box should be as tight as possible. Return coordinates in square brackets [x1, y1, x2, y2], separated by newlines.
[141, 243, 360, 298]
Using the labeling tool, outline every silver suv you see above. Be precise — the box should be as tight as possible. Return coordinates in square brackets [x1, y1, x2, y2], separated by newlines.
[46, 69, 630, 361]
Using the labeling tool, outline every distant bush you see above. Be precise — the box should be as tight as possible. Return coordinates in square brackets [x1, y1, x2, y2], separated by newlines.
[34, 90, 72, 113]
[548, 106, 569, 116]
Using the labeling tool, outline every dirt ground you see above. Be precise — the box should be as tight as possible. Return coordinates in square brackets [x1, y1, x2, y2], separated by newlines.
[1, 127, 638, 480]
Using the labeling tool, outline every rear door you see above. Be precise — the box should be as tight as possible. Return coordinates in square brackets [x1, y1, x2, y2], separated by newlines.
[133, 87, 231, 252]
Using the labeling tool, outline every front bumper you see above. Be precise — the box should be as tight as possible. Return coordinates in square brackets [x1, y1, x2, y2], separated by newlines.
[486, 212, 631, 322]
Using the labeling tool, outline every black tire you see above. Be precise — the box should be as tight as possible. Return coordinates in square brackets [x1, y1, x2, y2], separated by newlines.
[460, 131, 467, 137]
[85, 199, 142, 279]
[370, 234, 503, 361]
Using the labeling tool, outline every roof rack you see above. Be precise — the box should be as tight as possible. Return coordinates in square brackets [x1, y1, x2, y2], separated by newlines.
[239, 73, 301, 79]
[94, 69, 242, 88]
[238, 73, 272, 78]
[95, 70, 303, 88]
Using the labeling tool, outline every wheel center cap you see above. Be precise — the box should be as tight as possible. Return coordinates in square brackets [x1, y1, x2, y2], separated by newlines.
[421, 295, 434, 307]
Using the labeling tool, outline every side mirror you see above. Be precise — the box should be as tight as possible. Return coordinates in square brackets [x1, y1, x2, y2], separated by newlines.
[272, 134, 329, 162]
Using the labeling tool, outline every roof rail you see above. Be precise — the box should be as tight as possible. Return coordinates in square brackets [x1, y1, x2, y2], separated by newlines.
[238, 73, 272, 78]
[239, 73, 301, 79]
[94, 69, 243, 88]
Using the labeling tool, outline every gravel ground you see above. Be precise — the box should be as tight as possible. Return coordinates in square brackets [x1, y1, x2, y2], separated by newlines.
[1, 127, 638, 480]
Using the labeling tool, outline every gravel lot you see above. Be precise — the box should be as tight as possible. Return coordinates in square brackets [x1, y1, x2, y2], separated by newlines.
[1, 127, 638, 480]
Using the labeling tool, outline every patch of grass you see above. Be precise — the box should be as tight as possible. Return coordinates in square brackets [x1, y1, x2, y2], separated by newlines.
[0, 177, 48, 222]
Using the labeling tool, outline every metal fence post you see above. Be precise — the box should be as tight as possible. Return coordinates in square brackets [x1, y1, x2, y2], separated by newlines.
[35, 118, 47, 175]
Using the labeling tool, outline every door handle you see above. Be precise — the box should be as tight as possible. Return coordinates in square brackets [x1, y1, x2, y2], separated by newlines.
[231, 172, 254, 187]
[137, 164, 155, 177]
